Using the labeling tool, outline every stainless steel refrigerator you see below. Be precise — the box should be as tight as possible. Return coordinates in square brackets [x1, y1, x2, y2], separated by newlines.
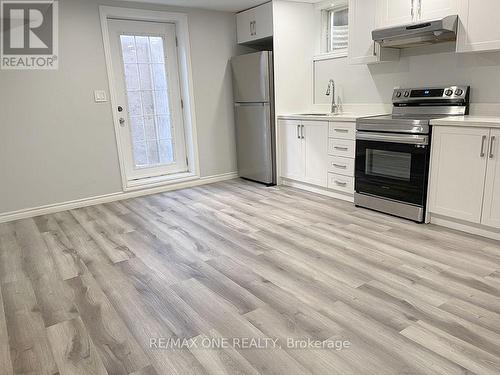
[231, 51, 276, 185]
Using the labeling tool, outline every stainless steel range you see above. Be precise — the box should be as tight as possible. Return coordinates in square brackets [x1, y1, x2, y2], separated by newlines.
[355, 85, 470, 222]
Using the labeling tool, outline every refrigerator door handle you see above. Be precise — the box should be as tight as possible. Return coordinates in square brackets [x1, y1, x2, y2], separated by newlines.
[234, 102, 268, 107]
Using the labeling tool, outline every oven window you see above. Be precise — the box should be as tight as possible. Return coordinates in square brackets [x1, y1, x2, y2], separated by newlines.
[365, 149, 412, 181]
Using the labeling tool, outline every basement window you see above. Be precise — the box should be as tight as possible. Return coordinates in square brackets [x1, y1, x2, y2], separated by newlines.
[315, 0, 349, 60]
[326, 5, 348, 54]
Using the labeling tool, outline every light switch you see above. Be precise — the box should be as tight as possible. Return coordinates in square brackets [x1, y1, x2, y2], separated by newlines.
[94, 90, 108, 103]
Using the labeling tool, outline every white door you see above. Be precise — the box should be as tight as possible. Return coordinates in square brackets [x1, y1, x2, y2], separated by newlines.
[108, 19, 187, 182]
[456, 0, 500, 53]
[280, 120, 305, 181]
[429, 126, 489, 223]
[419, 0, 457, 21]
[376, 0, 413, 27]
[303, 121, 328, 187]
[482, 129, 500, 228]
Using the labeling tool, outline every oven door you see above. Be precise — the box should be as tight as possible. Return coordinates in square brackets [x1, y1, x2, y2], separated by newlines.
[355, 132, 430, 206]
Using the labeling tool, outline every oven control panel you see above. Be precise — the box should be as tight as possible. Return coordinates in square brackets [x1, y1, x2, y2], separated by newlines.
[392, 86, 469, 103]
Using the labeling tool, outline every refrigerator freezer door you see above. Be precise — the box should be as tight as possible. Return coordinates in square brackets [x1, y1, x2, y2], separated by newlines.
[235, 103, 274, 184]
[231, 51, 271, 103]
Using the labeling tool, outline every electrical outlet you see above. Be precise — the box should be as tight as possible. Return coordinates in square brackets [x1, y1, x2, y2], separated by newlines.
[94, 90, 108, 103]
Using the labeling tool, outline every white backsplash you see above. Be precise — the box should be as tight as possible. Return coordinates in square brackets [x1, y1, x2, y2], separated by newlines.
[313, 42, 500, 116]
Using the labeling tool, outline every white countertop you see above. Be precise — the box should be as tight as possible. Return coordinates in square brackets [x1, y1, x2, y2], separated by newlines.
[278, 113, 384, 122]
[431, 116, 500, 128]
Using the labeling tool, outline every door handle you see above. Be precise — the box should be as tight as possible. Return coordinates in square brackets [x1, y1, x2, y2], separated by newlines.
[253, 20, 257, 35]
[301, 125, 305, 139]
[335, 180, 348, 186]
[334, 146, 349, 151]
[481, 135, 487, 157]
[490, 136, 496, 159]
[297, 124, 300, 139]
[334, 128, 349, 133]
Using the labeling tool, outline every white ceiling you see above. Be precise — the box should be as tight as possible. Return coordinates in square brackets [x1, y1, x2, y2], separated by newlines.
[122, 0, 318, 13]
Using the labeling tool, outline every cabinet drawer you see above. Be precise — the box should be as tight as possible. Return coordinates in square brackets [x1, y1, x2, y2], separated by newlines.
[327, 156, 355, 177]
[328, 173, 354, 194]
[329, 122, 355, 140]
[328, 139, 355, 158]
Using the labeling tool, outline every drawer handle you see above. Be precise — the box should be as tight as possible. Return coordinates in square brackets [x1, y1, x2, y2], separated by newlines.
[334, 180, 348, 186]
[332, 163, 347, 169]
[334, 129, 349, 133]
[334, 146, 349, 151]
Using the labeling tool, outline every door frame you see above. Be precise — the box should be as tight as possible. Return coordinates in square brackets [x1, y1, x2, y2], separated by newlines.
[99, 6, 200, 191]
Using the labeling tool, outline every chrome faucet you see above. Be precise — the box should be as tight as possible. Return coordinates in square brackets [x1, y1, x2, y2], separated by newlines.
[326, 79, 339, 114]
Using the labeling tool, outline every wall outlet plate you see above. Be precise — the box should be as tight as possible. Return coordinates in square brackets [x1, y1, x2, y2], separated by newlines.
[94, 90, 108, 103]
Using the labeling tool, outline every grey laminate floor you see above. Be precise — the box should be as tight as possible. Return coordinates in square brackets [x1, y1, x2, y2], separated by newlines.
[1, 179, 500, 374]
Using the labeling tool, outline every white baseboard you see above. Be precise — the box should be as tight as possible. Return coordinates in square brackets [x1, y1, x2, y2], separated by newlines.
[282, 178, 354, 203]
[430, 214, 500, 241]
[0, 172, 239, 224]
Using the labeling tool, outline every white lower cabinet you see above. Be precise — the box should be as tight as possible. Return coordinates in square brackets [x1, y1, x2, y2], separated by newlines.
[279, 119, 355, 196]
[328, 155, 355, 176]
[482, 128, 500, 228]
[279, 120, 328, 187]
[303, 121, 329, 187]
[328, 138, 356, 158]
[328, 173, 354, 194]
[429, 126, 500, 230]
[280, 120, 305, 181]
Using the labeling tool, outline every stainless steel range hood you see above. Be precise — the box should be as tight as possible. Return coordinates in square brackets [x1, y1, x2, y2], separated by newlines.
[372, 15, 458, 48]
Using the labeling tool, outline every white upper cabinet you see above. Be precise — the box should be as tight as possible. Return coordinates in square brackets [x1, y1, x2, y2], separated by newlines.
[237, 2, 273, 44]
[428, 126, 489, 223]
[482, 129, 500, 228]
[457, 0, 500, 53]
[419, 0, 457, 21]
[376, 0, 457, 28]
[376, 0, 414, 27]
[349, 0, 400, 64]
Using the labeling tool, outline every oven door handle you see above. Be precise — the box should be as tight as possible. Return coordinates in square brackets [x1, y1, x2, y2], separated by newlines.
[356, 132, 429, 145]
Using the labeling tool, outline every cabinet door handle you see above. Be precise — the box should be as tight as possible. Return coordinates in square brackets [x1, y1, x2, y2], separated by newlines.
[297, 124, 300, 139]
[253, 20, 257, 35]
[481, 135, 488, 157]
[411, 0, 415, 21]
[334, 128, 349, 133]
[334, 146, 349, 151]
[335, 180, 347, 186]
[301, 125, 305, 139]
[332, 163, 347, 169]
[490, 136, 497, 159]
[418, 0, 422, 20]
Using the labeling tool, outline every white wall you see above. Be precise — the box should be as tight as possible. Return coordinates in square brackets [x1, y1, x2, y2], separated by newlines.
[314, 42, 500, 112]
[0, 0, 241, 214]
